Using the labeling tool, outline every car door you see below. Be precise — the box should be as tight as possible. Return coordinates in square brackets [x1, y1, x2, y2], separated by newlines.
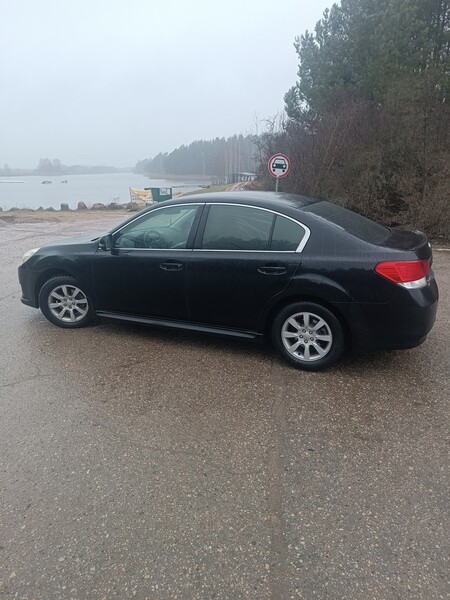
[186, 203, 308, 332]
[92, 203, 202, 320]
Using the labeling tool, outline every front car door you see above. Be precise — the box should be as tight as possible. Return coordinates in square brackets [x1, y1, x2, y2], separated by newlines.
[92, 203, 202, 320]
[186, 203, 310, 332]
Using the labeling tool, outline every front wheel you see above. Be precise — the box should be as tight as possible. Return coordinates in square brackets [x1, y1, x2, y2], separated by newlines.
[39, 276, 93, 328]
[271, 302, 345, 371]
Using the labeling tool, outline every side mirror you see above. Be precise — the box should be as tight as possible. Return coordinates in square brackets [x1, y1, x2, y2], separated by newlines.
[98, 234, 113, 251]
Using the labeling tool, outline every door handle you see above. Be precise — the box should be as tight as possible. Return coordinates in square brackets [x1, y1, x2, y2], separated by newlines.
[159, 262, 183, 271]
[257, 265, 287, 275]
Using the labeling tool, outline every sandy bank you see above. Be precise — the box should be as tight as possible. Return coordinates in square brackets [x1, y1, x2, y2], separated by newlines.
[0, 209, 132, 226]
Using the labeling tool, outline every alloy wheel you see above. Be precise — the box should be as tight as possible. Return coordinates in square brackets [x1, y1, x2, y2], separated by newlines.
[48, 284, 89, 323]
[281, 311, 333, 362]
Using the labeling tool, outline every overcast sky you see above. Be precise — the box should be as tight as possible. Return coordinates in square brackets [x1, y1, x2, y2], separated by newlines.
[0, 0, 332, 168]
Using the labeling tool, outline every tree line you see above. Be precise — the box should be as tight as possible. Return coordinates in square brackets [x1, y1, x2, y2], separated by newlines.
[0, 159, 119, 176]
[34, 159, 119, 175]
[135, 135, 259, 179]
[136, 0, 448, 237]
[254, 0, 450, 239]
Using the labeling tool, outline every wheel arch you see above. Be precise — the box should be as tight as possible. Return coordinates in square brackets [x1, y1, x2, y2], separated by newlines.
[262, 294, 353, 349]
[34, 269, 74, 305]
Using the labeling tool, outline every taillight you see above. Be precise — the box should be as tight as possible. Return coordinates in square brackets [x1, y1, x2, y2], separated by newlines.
[375, 260, 430, 289]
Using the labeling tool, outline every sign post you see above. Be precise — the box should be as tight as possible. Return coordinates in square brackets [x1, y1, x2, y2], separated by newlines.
[268, 153, 291, 191]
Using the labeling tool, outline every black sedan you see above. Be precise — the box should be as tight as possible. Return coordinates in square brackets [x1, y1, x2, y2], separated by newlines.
[18, 192, 439, 370]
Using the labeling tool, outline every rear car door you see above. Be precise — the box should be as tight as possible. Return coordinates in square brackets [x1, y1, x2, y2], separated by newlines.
[186, 203, 309, 332]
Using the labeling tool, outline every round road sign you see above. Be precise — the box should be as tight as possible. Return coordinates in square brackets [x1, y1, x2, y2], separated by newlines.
[268, 153, 291, 178]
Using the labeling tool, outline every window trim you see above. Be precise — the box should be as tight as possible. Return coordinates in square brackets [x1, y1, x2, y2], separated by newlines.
[195, 203, 311, 253]
[111, 203, 205, 251]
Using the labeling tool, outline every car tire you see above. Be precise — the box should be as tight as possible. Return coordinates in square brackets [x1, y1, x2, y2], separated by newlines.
[271, 301, 345, 371]
[39, 276, 93, 329]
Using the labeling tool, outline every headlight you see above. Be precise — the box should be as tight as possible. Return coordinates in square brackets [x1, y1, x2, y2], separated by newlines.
[22, 247, 40, 263]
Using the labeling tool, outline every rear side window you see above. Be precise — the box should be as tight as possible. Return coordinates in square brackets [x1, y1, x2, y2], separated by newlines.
[270, 215, 305, 251]
[201, 205, 274, 250]
[303, 201, 389, 244]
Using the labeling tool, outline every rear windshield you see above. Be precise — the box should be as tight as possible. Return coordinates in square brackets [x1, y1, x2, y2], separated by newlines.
[303, 201, 390, 244]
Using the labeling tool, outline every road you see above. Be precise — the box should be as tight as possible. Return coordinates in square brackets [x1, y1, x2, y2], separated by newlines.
[0, 216, 448, 599]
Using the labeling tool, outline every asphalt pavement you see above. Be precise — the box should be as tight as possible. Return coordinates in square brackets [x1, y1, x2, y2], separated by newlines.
[0, 217, 448, 599]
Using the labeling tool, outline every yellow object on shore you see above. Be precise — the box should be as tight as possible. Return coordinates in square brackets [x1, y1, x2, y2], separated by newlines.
[129, 187, 153, 203]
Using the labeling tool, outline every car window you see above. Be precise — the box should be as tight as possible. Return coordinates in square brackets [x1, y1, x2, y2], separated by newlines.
[270, 215, 305, 251]
[114, 205, 199, 249]
[303, 201, 390, 244]
[201, 205, 274, 250]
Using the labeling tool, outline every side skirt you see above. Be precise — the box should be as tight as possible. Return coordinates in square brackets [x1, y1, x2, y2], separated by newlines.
[95, 311, 261, 340]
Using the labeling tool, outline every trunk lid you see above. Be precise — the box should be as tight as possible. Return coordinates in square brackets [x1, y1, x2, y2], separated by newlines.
[377, 229, 432, 261]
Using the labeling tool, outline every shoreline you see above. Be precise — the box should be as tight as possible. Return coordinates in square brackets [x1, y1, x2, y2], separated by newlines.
[0, 208, 132, 226]
[0, 183, 247, 225]
[0, 172, 216, 214]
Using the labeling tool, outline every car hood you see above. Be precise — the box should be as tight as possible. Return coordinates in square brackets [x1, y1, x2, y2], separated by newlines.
[42, 232, 105, 249]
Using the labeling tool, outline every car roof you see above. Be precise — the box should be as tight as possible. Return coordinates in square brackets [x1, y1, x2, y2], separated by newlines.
[109, 192, 322, 235]
[115, 191, 390, 245]
[158, 191, 389, 245]
[161, 191, 320, 211]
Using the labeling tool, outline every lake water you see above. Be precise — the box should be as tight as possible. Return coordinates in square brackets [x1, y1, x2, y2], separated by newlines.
[0, 173, 207, 210]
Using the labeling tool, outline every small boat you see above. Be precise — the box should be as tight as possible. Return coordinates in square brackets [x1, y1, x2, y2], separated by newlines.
[41, 180, 52, 184]
[60, 180, 68, 184]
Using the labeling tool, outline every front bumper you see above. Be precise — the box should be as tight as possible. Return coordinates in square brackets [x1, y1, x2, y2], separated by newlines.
[18, 264, 40, 308]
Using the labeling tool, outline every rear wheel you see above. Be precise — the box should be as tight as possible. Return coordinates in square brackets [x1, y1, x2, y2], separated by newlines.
[39, 276, 93, 328]
[271, 301, 345, 371]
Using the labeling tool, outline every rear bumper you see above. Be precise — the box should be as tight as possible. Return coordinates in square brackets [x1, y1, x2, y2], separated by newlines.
[337, 277, 439, 353]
